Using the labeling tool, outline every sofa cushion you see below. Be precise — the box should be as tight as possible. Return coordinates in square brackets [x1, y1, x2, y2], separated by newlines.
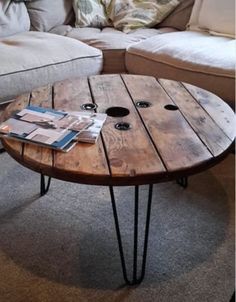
[73, 0, 110, 28]
[26, 0, 74, 32]
[67, 26, 176, 73]
[158, 0, 194, 31]
[188, 0, 235, 38]
[0, 32, 103, 102]
[103, 0, 180, 33]
[126, 31, 235, 104]
[0, 0, 30, 38]
[127, 31, 235, 78]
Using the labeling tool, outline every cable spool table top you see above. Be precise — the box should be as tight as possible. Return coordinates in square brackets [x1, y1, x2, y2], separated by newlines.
[1, 74, 235, 186]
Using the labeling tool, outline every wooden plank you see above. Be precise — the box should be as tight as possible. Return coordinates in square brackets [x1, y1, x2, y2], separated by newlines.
[29, 84, 52, 108]
[23, 85, 53, 170]
[183, 83, 236, 141]
[0, 94, 30, 123]
[89, 74, 166, 182]
[122, 74, 212, 172]
[53, 78, 93, 111]
[159, 79, 232, 156]
[1, 94, 30, 156]
[53, 78, 110, 182]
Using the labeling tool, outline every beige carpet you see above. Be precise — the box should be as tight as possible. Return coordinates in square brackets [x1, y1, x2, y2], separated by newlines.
[0, 152, 234, 302]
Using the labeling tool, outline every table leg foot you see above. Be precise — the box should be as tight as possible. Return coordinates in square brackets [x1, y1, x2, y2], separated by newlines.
[40, 174, 51, 196]
[176, 177, 188, 188]
[109, 184, 153, 285]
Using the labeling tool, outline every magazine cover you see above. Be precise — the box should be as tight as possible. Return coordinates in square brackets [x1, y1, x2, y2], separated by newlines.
[0, 106, 107, 152]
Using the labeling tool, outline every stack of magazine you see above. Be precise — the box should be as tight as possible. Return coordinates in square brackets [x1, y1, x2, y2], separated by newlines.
[0, 105, 107, 152]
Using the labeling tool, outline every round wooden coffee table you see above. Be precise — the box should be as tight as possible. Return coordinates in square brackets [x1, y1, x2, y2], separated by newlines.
[1, 74, 235, 285]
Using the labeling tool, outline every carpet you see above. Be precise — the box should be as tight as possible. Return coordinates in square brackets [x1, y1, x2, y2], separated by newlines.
[0, 152, 234, 302]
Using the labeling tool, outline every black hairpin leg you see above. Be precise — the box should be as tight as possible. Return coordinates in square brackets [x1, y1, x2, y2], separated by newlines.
[176, 177, 188, 188]
[40, 173, 51, 196]
[0, 141, 5, 153]
[109, 184, 153, 285]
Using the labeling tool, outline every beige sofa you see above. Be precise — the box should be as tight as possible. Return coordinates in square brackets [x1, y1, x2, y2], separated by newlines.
[0, 0, 235, 107]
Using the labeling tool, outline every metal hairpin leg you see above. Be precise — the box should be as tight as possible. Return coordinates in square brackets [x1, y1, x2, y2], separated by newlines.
[176, 177, 188, 188]
[0, 148, 5, 154]
[0, 141, 5, 153]
[40, 173, 51, 196]
[109, 184, 153, 285]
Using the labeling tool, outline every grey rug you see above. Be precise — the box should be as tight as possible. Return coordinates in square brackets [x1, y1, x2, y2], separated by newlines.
[0, 152, 234, 302]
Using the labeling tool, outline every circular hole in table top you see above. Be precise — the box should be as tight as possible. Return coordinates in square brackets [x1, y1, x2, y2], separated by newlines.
[164, 104, 179, 111]
[106, 107, 130, 117]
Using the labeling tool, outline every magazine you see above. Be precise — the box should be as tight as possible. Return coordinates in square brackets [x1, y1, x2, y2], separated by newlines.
[66, 111, 107, 144]
[0, 105, 107, 152]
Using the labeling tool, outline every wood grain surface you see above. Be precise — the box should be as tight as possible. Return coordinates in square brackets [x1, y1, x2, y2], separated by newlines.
[89, 74, 166, 182]
[122, 75, 212, 172]
[1, 75, 235, 186]
[158, 79, 232, 157]
[52, 78, 110, 183]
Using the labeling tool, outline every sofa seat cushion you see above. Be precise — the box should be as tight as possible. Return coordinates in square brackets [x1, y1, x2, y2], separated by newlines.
[66, 26, 176, 73]
[0, 32, 103, 103]
[126, 31, 235, 104]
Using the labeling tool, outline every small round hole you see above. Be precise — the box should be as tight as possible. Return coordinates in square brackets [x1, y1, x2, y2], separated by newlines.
[164, 104, 179, 111]
[81, 103, 97, 111]
[115, 122, 131, 131]
[136, 101, 152, 108]
[106, 107, 130, 117]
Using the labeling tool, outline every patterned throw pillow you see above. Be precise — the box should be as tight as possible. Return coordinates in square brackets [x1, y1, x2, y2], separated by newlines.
[73, 0, 110, 28]
[103, 0, 180, 33]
